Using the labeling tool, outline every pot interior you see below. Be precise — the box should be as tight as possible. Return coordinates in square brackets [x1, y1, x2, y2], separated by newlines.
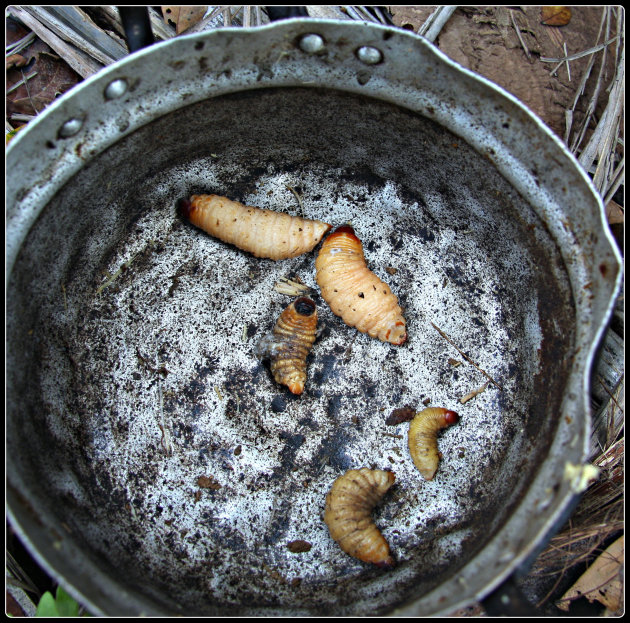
[6, 87, 575, 615]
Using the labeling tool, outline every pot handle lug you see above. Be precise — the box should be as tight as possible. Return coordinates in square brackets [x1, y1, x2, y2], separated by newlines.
[118, 6, 154, 53]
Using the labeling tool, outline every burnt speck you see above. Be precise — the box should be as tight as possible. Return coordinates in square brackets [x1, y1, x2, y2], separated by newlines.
[314, 430, 352, 471]
[416, 226, 435, 242]
[312, 353, 339, 385]
[327, 395, 343, 419]
[361, 379, 378, 399]
[271, 395, 287, 413]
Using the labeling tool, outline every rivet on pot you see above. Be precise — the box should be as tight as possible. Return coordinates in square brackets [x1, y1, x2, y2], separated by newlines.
[299, 33, 325, 54]
[58, 118, 84, 138]
[356, 46, 383, 65]
[105, 78, 128, 100]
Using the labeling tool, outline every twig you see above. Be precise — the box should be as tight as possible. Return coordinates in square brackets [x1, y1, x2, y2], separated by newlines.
[255, 6, 264, 26]
[19, 6, 127, 65]
[5, 31, 36, 54]
[286, 185, 304, 212]
[536, 551, 573, 607]
[564, 9, 608, 147]
[567, 7, 609, 152]
[587, 48, 624, 193]
[460, 382, 490, 404]
[418, 6, 457, 43]
[563, 42, 571, 81]
[597, 376, 625, 413]
[430, 322, 503, 390]
[509, 9, 531, 60]
[96, 250, 139, 294]
[541, 35, 619, 64]
[574, 7, 613, 155]
[222, 7, 231, 28]
[603, 157, 624, 205]
[274, 276, 311, 296]
[343, 6, 367, 22]
[243, 5, 252, 28]
[353, 6, 383, 23]
[157, 379, 172, 456]
[8, 5, 104, 78]
[577, 47, 623, 174]
[6, 70, 38, 95]
[19, 68, 38, 114]
[371, 6, 390, 25]
[214, 385, 224, 401]
[9, 113, 36, 122]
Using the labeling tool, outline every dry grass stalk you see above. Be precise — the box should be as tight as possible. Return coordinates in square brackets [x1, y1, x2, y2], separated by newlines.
[417, 6, 457, 42]
[529, 433, 623, 607]
[274, 276, 311, 296]
[510, 9, 531, 60]
[568, 6, 625, 200]
[430, 322, 503, 390]
[8, 5, 104, 77]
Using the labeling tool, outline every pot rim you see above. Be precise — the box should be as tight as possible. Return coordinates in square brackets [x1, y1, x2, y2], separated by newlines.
[6, 18, 622, 616]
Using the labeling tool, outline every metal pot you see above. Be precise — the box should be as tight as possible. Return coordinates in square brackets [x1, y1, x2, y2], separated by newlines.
[6, 17, 622, 616]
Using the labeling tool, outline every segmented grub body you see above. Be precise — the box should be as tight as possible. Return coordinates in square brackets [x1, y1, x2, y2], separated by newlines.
[408, 407, 460, 480]
[324, 467, 396, 568]
[315, 225, 407, 345]
[257, 297, 317, 395]
[179, 194, 331, 260]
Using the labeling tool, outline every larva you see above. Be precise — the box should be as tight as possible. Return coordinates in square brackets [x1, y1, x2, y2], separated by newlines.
[324, 467, 396, 568]
[408, 407, 460, 480]
[315, 225, 407, 345]
[179, 194, 331, 260]
[256, 297, 317, 394]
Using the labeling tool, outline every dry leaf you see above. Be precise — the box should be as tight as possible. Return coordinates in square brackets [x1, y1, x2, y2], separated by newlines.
[7, 51, 80, 117]
[6, 54, 28, 70]
[161, 6, 207, 34]
[606, 200, 624, 225]
[541, 6, 572, 27]
[557, 535, 623, 612]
